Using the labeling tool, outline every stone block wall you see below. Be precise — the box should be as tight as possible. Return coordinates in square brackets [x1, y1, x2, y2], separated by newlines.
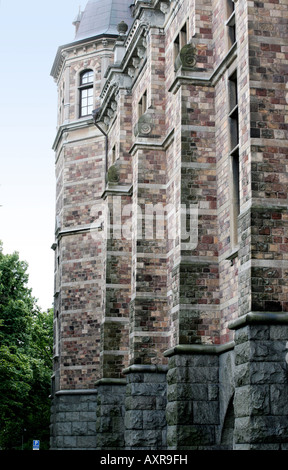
[232, 323, 288, 449]
[50, 391, 98, 450]
[124, 368, 167, 449]
[166, 352, 219, 450]
[96, 383, 126, 449]
[50, 0, 288, 451]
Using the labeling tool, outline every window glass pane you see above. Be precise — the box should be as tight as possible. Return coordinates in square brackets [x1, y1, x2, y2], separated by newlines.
[81, 70, 94, 85]
[80, 87, 93, 116]
[79, 70, 93, 116]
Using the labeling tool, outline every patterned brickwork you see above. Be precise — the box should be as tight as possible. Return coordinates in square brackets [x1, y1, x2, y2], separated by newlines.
[50, 0, 288, 450]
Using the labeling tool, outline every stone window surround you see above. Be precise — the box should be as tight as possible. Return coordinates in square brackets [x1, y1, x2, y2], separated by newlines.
[78, 69, 94, 118]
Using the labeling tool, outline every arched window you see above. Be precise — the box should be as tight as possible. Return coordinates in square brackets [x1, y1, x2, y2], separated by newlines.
[79, 70, 94, 117]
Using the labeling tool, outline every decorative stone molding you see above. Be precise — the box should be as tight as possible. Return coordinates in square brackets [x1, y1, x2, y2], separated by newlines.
[117, 20, 129, 37]
[134, 110, 154, 137]
[106, 163, 120, 184]
[229, 312, 288, 330]
[164, 341, 235, 357]
[137, 45, 146, 59]
[175, 43, 197, 71]
[101, 184, 133, 200]
[123, 364, 168, 374]
[159, 2, 170, 14]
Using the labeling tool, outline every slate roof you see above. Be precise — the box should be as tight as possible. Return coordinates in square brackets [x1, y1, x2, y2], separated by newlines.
[75, 0, 133, 40]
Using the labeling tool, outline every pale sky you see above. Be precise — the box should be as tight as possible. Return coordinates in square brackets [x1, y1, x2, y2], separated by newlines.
[0, 0, 84, 310]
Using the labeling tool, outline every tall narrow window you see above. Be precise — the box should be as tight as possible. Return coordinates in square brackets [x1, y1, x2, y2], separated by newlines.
[138, 90, 147, 119]
[79, 69, 94, 117]
[174, 21, 188, 63]
[54, 311, 60, 358]
[228, 71, 239, 152]
[225, 0, 236, 50]
[112, 145, 116, 164]
[228, 71, 240, 247]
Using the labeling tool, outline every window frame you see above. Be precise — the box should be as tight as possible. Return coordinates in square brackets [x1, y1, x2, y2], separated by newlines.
[225, 0, 236, 50]
[174, 20, 189, 65]
[138, 90, 148, 119]
[79, 69, 94, 118]
[228, 70, 240, 248]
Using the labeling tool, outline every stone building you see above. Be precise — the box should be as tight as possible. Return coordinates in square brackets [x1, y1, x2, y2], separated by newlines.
[50, 0, 288, 450]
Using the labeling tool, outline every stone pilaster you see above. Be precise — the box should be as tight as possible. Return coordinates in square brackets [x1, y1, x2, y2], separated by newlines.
[230, 316, 288, 450]
[50, 390, 98, 450]
[165, 347, 220, 450]
[95, 381, 126, 449]
[124, 366, 167, 449]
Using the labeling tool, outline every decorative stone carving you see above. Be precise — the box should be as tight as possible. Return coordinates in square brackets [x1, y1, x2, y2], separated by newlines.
[175, 43, 197, 71]
[160, 2, 170, 14]
[128, 66, 136, 78]
[132, 57, 141, 68]
[106, 163, 120, 183]
[134, 111, 153, 137]
[117, 20, 129, 36]
[137, 46, 146, 59]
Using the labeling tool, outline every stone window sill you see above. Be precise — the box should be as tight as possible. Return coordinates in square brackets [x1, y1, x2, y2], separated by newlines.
[225, 245, 239, 265]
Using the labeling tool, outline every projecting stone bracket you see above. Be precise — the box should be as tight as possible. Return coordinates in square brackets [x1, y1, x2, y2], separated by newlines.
[174, 43, 197, 72]
[106, 162, 120, 184]
[134, 111, 154, 137]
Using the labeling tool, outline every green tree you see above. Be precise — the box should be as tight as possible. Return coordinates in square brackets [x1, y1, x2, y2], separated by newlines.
[0, 242, 53, 450]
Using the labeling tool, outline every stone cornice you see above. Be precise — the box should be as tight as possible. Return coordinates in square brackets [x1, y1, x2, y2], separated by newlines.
[95, 378, 126, 386]
[55, 389, 98, 396]
[96, 8, 167, 130]
[164, 342, 235, 357]
[129, 128, 174, 155]
[50, 34, 118, 82]
[52, 117, 94, 153]
[55, 222, 103, 240]
[101, 184, 133, 200]
[229, 312, 288, 330]
[122, 364, 168, 374]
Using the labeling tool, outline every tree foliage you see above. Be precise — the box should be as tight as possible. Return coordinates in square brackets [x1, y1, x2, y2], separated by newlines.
[0, 242, 53, 450]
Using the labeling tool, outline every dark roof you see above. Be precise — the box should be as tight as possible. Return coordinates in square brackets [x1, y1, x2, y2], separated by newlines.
[75, 0, 133, 40]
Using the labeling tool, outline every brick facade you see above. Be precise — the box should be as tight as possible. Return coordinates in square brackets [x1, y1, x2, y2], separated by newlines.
[50, 0, 288, 450]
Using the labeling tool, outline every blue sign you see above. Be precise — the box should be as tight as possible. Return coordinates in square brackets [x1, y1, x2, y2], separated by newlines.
[33, 440, 40, 450]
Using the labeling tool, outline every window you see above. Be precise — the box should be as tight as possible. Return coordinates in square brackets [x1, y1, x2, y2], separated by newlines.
[228, 71, 239, 152]
[138, 90, 147, 119]
[112, 145, 116, 164]
[174, 21, 188, 63]
[225, 0, 236, 50]
[79, 70, 94, 117]
[54, 311, 60, 358]
[228, 71, 240, 247]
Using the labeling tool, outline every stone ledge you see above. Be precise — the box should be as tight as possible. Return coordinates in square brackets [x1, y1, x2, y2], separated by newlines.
[55, 389, 98, 396]
[101, 183, 133, 199]
[164, 342, 235, 357]
[169, 42, 238, 94]
[123, 364, 168, 374]
[95, 378, 126, 385]
[229, 312, 288, 330]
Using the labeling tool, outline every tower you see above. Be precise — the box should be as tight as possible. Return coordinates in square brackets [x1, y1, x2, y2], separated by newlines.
[50, 0, 288, 451]
[50, 0, 133, 450]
